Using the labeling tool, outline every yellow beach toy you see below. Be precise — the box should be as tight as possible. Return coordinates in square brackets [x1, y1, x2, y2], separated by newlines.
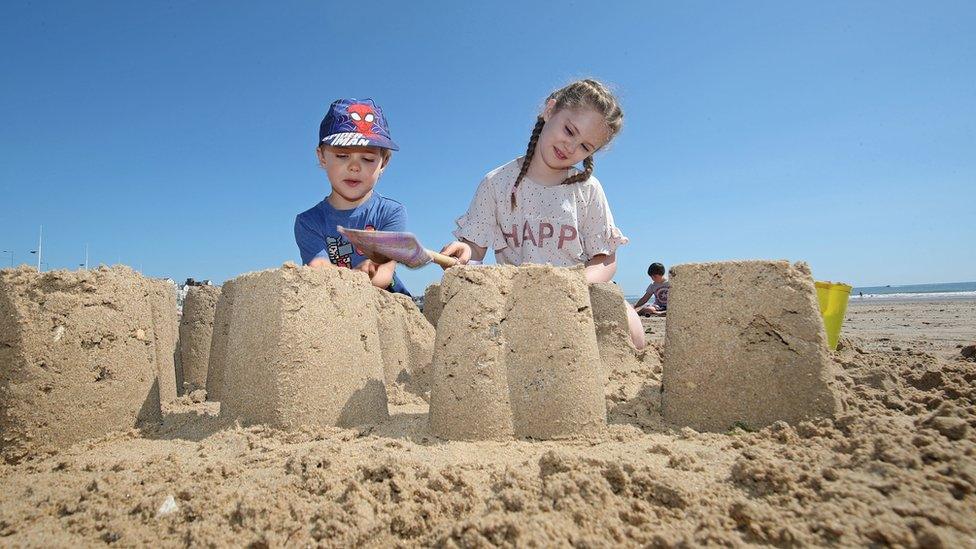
[815, 281, 852, 350]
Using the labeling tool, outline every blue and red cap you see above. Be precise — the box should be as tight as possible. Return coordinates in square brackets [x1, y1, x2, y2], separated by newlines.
[319, 98, 398, 151]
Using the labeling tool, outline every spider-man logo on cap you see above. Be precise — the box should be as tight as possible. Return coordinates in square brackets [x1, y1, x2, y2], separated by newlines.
[319, 98, 399, 151]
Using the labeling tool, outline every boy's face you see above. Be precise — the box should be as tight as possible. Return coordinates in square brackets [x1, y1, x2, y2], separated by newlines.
[651, 273, 665, 284]
[317, 145, 389, 208]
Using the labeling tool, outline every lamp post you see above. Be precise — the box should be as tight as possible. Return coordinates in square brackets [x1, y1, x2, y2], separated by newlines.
[34, 226, 43, 271]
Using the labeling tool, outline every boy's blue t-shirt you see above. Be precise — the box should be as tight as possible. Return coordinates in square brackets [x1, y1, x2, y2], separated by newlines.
[294, 192, 411, 296]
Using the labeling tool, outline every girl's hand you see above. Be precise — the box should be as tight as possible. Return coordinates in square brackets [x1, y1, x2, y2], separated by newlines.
[440, 241, 473, 267]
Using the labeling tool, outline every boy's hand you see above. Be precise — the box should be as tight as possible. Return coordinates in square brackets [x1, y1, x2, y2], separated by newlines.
[355, 259, 379, 278]
[360, 250, 392, 264]
[440, 241, 473, 267]
[308, 258, 333, 269]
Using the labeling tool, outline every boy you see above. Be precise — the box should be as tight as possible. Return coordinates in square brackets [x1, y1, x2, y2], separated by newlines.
[294, 98, 410, 295]
[633, 262, 669, 316]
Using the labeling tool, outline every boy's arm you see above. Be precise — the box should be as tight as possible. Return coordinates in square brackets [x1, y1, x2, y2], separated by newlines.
[308, 257, 332, 269]
[356, 259, 397, 290]
[295, 214, 330, 266]
[633, 289, 653, 309]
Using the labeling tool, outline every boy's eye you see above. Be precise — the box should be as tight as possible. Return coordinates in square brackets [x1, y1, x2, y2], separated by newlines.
[335, 154, 348, 159]
[363, 157, 376, 163]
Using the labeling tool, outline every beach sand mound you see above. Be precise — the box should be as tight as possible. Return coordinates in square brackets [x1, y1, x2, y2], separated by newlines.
[663, 260, 845, 431]
[429, 265, 606, 440]
[0, 266, 176, 463]
[213, 264, 390, 429]
[177, 285, 220, 394]
[0, 332, 972, 546]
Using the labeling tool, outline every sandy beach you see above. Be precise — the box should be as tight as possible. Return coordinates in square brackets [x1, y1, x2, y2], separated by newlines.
[1, 291, 973, 546]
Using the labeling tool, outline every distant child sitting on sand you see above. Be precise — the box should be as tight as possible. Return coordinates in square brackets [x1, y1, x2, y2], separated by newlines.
[634, 262, 669, 316]
[294, 98, 411, 296]
[439, 79, 646, 349]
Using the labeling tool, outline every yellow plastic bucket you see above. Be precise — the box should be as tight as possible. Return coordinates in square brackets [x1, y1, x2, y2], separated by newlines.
[815, 281, 852, 350]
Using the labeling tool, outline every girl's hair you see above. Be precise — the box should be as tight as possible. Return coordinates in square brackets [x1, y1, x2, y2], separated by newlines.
[511, 79, 623, 209]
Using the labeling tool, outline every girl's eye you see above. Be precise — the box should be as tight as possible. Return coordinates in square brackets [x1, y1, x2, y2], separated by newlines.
[581, 145, 591, 153]
[564, 126, 573, 136]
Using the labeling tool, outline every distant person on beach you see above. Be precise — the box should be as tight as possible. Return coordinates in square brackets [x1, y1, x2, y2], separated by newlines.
[439, 79, 645, 349]
[294, 98, 411, 296]
[633, 262, 669, 316]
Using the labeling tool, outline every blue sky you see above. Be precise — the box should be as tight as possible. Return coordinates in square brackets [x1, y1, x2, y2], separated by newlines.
[2, 1, 973, 295]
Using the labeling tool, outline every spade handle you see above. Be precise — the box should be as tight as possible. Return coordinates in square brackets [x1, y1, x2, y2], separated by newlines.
[427, 250, 459, 268]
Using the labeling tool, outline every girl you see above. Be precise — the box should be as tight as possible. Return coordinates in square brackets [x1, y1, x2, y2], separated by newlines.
[440, 79, 646, 349]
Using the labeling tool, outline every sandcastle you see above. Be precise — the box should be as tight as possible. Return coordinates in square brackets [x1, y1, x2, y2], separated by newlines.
[178, 285, 221, 393]
[662, 260, 844, 431]
[429, 265, 606, 440]
[210, 263, 442, 429]
[422, 282, 444, 327]
[589, 282, 641, 383]
[374, 289, 434, 396]
[205, 277, 238, 403]
[0, 266, 177, 463]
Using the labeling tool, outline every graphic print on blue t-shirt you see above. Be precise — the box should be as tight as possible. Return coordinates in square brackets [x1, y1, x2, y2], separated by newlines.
[326, 235, 355, 268]
[294, 193, 411, 296]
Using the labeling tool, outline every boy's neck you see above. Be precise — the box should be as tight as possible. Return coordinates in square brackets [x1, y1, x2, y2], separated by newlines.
[327, 190, 373, 210]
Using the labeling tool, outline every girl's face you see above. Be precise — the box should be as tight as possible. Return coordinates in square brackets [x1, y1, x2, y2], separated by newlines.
[317, 145, 388, 208]
[537, 100, 611, 172]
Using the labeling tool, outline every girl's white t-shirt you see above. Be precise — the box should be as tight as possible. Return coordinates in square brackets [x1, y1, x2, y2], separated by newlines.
[453, 158, 628, 267]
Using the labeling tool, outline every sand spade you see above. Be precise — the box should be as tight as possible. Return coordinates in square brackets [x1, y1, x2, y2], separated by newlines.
[337, 226, 459, 269]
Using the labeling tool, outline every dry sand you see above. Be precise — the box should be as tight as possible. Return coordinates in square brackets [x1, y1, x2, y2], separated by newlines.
[0, 277, 974, 546]
[662, 261, 843, 432]
[177, 285, 220, 394]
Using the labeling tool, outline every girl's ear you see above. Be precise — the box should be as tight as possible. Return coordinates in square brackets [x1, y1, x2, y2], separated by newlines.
[542, 98, 557, 122]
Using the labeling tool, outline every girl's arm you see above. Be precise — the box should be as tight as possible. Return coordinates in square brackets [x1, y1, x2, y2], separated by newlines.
[584, 253, 617, 284]
[440, 238, 487, 266]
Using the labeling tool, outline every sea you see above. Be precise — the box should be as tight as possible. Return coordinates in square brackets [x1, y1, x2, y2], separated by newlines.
[849, 281, 976, 301]
[625, 281, 976, 304]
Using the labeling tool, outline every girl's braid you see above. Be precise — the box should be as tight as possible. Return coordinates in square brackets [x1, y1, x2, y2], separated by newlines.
[510, 116, 545, 210]
[561, 155, 594, 186]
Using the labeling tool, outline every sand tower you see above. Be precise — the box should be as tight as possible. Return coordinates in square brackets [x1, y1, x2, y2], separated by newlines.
[205, 278, 238, 403]
[0, 266, 176, 463]
[662, 260, 844, 431]
[422, 282, 444, 327]
[210, 264, 389, 429]
[429, 265, 606, 440]
[589, 282, 641, 384]
[374, 290, 434, 395]
[178, 285, 221, 394]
